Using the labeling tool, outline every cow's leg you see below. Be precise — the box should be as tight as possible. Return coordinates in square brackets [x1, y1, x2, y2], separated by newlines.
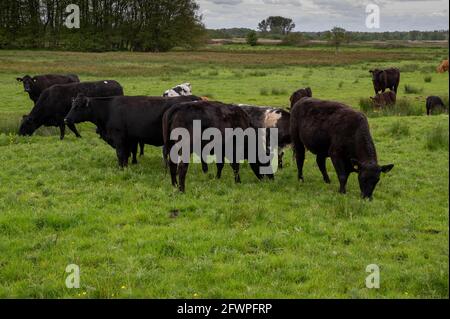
[216, 152, 225, 179]
[294, 142, 306, 182]
[317, 155, 331, 184]
[131, 142, 138, 165]
[169, 161, 178, 187]
[178, 162, 189, 193]
[249, 163, 263, 180]
[59, 123, 66, 140]
[331, 157, 349, 194]
[278, 149, 284, 169]
[201, 157, 209, 174]
[139, 142, 145, 157]
[67, 123, 82, 138]
[230, 162, 241, 184]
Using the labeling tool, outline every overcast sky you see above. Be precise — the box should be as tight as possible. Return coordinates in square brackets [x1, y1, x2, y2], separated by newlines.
[197, 0, 449, 31]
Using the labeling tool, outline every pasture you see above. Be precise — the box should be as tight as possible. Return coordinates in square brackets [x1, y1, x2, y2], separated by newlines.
[0, 46, 448, 298]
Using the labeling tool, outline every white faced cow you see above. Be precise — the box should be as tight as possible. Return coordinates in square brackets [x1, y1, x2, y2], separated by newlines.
[163, 83, 193, 97]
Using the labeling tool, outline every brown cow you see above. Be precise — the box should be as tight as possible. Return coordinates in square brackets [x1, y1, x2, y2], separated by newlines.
[437, 60, 449, 73]
[370, 91, 397, 108]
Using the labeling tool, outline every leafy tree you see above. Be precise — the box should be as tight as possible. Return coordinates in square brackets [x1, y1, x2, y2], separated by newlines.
[246, 30, 258, 46]
[327, 27, 347, 54]
[0, 0, 206, 52]
[258, 16, 295, 35]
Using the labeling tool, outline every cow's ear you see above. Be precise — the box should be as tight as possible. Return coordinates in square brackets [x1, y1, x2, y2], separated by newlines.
[16, 78, 23, 82]
[351, 159, 361, 172]
[381, 164, 394, 173]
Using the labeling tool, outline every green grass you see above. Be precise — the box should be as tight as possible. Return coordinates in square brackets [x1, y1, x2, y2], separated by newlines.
[0, 48, 448, 299]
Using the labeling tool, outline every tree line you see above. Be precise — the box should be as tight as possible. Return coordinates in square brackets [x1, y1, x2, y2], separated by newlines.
[0, 0, 206, 52]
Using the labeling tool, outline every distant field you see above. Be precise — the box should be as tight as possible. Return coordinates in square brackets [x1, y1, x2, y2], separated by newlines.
[0, 47, 448, 298]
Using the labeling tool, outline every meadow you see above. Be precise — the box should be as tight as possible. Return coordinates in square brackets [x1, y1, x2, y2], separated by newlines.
[0, 45, 448, 298]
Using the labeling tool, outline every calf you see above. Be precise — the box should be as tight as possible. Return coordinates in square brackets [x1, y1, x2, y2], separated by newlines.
[19, 80, 123, 139]
[163, 100, 273, 192]
[163, 83, 192, 97]
[238, 104, 291, 169]
[370, 68, 400, 94]
[290, 97, 394, 200]
[370, 91, 397, 108]
[64, 95, 202, 168]
[289, 87, 312, 109]
[437, 60, 449, 73]
[426, 96, 446, 115]
[17, 74, 80, 104]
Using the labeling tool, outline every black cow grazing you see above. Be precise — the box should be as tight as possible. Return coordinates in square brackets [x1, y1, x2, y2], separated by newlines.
[370, 91, 397, 108]
[289, 87, 312, 109]
[426, 96, 446, 115]
[369, 68, 401, 94]
[65, 95, 202, 168]
[19, 80, 123, 139]
[290, 98, 394, 200]
[163, 101, 273, 192]
[238, 104, 291, 169]
[16, 74, 80, 104]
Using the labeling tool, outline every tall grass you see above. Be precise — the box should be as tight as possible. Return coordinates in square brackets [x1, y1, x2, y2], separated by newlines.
[425, 125, 449, 151]
[424, 76, 432, 83]
[386, 120, 410, 137]
[359, 97, 422, 117]
[404, 84, 423, 94]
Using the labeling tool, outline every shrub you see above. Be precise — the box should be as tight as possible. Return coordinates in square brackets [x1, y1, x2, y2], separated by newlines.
[404, 84, 423, 94]
[425, 125, 449, 151]
[246, 31, 258, 47]
[281, 33, 305, 46]
[424, 76, 432, 83]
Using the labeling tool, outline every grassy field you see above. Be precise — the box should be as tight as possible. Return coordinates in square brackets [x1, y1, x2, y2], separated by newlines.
[0, 46, 448, 298]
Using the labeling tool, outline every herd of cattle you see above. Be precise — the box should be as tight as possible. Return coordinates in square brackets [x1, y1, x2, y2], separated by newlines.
[14, 63, 447, 198]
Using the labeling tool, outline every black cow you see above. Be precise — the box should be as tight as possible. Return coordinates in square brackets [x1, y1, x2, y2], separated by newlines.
[290, 97, 394, 200]
[163, 101, 273, 192]
[19, 81, 123, 139]
[426, 96, 446, 115]
[289, 87, 312, 109]
[16, 74, 80, 104]
[369, 68, 400, 94]
[238, 104, 291, 169]
[64, 95, 202, 168]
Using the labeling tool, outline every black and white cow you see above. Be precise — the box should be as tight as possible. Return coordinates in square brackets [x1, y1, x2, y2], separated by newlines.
[238, 104, 291, 169]
[163, 83, 193, 97]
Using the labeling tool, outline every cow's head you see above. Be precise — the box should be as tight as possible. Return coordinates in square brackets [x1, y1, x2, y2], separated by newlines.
[352, 159, 394, 200]
[19, 114, 37, 136]
[16, 75, 36, 93]
[289, 87, 313, 108]
[65, 94, 91, 125]
[369, 69, 383, 82]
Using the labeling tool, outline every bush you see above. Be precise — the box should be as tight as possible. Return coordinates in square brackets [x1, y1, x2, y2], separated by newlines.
[404, 84, 423, 94]
[424, 76, 432, 83]
[281, 33, 305, 46]
[246, 31, 258, 47]
[425, 125, 449, 151]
